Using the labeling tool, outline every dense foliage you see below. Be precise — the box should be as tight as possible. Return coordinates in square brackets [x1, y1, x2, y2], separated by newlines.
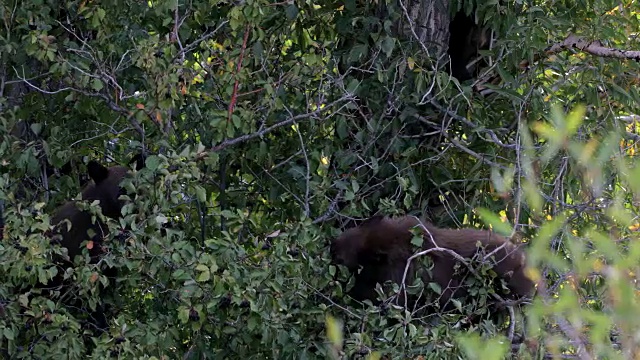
[1, 0, 640, 358]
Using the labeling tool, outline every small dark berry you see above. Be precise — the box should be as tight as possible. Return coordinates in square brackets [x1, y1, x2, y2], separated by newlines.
[218, 296, 231, 309]
[188, 308, 200, 322]
[239, 300, 250, 308]
[115, 336, 125, 344]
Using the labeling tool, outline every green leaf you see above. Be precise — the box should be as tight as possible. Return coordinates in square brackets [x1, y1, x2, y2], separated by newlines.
[3, 327, 15, 340]
[194, 185, 207, 203]
[367, 352, 381, 360]
[177, 307, 189, 324]
[232, 114, 241, 129]
[522, 180, 543, 215]
[380, 36, 395, 57]
[325, 315, 343, 351]
[252, 41, 264, 60]
[226, 123, 235, 138]
[476, 208, 512, 236]
[285, 5, 299, 20]
[564, 104, 586, 137]
[457, 332, 509, 360]
[96, 8, 106, 21]
[195, 264, 211, 282]
[347, 44, 368, 63]
[145, 156, 161, 171]
[30, 123, 42, 135]
[155, 214, 168, 225]
[410, 233, 423, 247]
[428, 282, 442, 295]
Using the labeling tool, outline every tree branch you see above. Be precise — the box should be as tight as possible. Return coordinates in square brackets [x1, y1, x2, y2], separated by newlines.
[208, 95, 355, 153]
[520, 33, 640, 71]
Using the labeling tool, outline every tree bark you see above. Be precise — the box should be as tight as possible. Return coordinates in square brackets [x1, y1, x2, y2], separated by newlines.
[395, 0, 451, 64]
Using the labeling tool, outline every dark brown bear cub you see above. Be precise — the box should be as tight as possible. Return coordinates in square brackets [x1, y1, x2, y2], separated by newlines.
[330, 215, 535, 314]
[47, 160, 132, 331]
[51, 161, 130, 264]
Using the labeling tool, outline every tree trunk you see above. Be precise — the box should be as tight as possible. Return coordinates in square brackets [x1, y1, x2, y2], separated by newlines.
[395, 0, 451, 64]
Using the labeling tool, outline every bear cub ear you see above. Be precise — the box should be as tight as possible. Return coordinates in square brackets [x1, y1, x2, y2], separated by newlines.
[87, 161, 110, 185]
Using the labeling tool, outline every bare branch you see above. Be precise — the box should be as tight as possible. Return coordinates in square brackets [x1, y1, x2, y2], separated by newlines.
[520, 33, 640, 71]
[174, 20, 229, 62]
[551, 34, 640, 60]
[209, 95, 355, 153]
[312, 189, 345, 224]
[15, 67, 146, 138]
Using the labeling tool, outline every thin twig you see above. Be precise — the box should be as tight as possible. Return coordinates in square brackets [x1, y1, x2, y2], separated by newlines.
[228, 25, 251, 122]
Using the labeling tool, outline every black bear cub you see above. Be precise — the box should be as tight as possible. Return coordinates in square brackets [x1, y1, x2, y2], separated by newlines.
[447, 6, 492, 81]
[46, 160, 134, 331]
[330, 215, 534, 319]
[51, 160, 130, 264]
